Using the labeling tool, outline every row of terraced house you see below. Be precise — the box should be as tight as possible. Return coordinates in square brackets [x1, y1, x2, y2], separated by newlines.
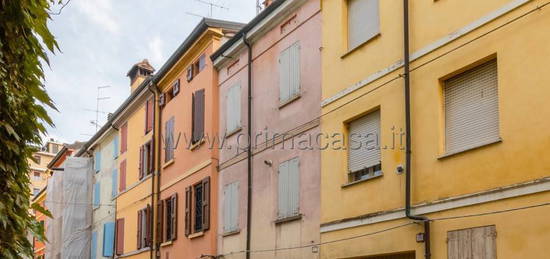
[33, 0, 550, 258]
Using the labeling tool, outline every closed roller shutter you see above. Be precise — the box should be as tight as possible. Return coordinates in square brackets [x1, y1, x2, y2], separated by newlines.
[445, 59, 499, 154]
[348, 110, 380, 173]
[348, 0, 380, 50]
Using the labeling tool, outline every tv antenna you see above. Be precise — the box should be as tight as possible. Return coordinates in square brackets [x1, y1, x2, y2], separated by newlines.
[195, 0, 229, 17]
[94, 86, 111, 132]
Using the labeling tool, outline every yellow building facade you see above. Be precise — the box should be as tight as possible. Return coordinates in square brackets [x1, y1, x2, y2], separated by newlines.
[112, 60, 158, 259]
[320, 0, 550, 258]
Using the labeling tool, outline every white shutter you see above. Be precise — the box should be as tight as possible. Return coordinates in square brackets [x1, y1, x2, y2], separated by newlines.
[445, 59, 499, 154]
[348, 0, 380, 50]
[279, 42, 301, 103]
[348, 110, 380, 173]
[226, 84, 241, 133]
[223, 182, 239, 232]
[278, 158, 300, 218]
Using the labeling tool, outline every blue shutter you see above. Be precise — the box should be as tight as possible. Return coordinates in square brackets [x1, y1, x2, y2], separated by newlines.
[103, 222, 115, 257]
[113, 136, 119, 159]
[91, 231, 97, 259]
[93, 183, 100, 209]
[94, 151, 101, 173]
[112, 169, 118, 198]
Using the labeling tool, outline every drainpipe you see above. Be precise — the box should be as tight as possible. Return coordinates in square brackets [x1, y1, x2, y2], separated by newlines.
[242, 33, 253, 259]
[146, 82, 157, 259]
[403, 1, 431, 259]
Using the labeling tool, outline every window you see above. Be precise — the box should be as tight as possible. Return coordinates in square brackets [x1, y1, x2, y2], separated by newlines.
[111, 169, 118, 198]
[137, 206, 151, 249]
[93, 183, 100, 209]
[185, 177, 210, 235]
[348, 109, 381, 182]
[121, 123, 128, 153]
[172, 79, 180, 96]
[51, 144, 59, 154]
[223, 182, 239, 233]
[33, 188, 40, 196]
[279, 42, 301, 104]
[191, 89, 205, 145]
[119, 160, 127, 192]
[113, 136, 119, 159]
[139, 141, 154, 180]
[94, 150, 101, 173]
[145, 98, 154, 134]
[444, 59, 499, 155]
[278, 158, 300, 219]
[347, 0, 380, 50]
[33, 155, 41, 164]
[165, 117, 175, 162]
[33, 171, 41, 181]
[448, 225, 496, 259]
[91, 231, 97, 259]
[102, 222, 115, 257]
[162, 194, 177, 242]
[115, 218, 124, 255]
[186, 54, 207, 82]
[226, 84, 241, 134]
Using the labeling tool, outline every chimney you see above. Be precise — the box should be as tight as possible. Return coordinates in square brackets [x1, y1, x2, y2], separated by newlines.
[127, 59, 155, 92]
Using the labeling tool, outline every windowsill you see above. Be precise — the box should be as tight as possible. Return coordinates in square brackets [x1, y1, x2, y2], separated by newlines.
[222, 229, 241, 237]
[189, 138, 205, 151]
[163, 159, 175, 169]
[274, 214, 302, 224]
[115, 247, 150, 258]
[279, 94, 301, 109]
[226, 127, 242, 138]
[160, 240, 173, 247]
[188, 231, 204, 239]
[438, 138, 502, 160]
[341, 33, 381, 59]
[341, 171, 383, 188]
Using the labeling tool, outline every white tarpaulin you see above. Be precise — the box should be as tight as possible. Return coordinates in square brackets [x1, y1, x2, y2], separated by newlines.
[45, 157, 92, 259]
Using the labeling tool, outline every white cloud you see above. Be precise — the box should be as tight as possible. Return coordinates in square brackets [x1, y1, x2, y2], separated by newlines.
[75, 0, 120, 34]
[148, 36, 164, 67]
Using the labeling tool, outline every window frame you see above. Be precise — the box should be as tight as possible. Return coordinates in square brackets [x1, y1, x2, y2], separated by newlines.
[185, 177, 210, 236]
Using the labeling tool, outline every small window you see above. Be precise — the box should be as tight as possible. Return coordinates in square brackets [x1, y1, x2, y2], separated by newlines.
[448, 225, 496, 259]
[279, 42, 301, 104]
[139, 141, 154, 179]
[186, 54, 206, 82]
[51, 144, 59, 154]
[348, 110, 381, 183]
[191, 89, 205, 145]
[277, 158, 300, 219]
[33, 155, 41, 164]
[164, 117, 175, 162]
[444, 59, 499, 154]
[347, 0, 380, 50]
[163, 194, 177, 242]
[137, 206, 151, 249]
[226, 84, 241, 134]
[198, 54, 206, 72]
[33, 171, 41, 181]
[223, 182, 239, 233]
[185, 177, 210, 235]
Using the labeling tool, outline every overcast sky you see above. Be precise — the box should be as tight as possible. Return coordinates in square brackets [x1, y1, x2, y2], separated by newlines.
[43, 0, 256, 144]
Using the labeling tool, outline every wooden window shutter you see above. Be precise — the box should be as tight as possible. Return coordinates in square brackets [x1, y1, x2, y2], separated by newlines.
[147, 141, 154, 175]
[138, 146, 144, 179]
[144, 99, 149, 133]
[186, 66, 193, 82]
[145, 98, 154, 133]
[121, 123, 128, 153]
[192, 89, 205, 144]
[115, 218, 124, 255]
[171, 194, 178, 240]
[202, 177, 210, 230]
[191, 92, 196, 143]
[137, 210, 142, 249]
[146, 205, 152, 247]
[185, 187, 192, 236]
[119, 160, 127, 192]
[157, 200, 163, 243]
[447, 225, 496, 259]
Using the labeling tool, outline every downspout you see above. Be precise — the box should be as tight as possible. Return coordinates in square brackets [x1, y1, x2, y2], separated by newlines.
[242, 33, 253, 259]
[154, 82, 163, 259]
[146, 82, 157, 259]
[403, 1, 431, 259]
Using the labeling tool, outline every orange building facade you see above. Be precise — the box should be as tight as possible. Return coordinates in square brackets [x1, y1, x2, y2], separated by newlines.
[153, 18, 243, 259]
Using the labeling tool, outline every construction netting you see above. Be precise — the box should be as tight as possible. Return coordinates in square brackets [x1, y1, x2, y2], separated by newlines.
[45, 157, 93, 259]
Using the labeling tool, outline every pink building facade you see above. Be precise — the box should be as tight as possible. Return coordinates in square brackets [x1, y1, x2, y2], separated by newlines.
[211, 0, 322, 258]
